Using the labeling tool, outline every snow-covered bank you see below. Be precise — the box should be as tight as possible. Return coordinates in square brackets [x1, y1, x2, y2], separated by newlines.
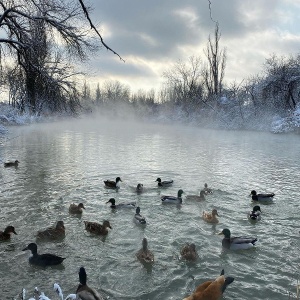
[1, 101, 300, 135]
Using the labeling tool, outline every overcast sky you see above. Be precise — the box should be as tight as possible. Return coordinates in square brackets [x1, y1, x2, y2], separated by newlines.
[86, 0, 300, 93]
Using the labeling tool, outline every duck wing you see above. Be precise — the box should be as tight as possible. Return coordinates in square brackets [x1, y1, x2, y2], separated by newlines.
[231, 236, 257, 245]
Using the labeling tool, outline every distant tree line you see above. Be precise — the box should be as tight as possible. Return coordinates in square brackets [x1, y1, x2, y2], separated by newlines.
[0, 2, 299, 132]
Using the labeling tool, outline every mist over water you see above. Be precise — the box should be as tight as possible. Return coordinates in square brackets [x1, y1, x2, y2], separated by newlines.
[0, 115, 300, 300]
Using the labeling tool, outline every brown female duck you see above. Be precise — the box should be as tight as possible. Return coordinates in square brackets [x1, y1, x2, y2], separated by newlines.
[84, 220, 112, 235]
[136, 238, 154, 264]
[180, 243, 198, 261]
[202, 209, 219, 224]
[36, 221, 65, 240]
[69, 203, 85, 214]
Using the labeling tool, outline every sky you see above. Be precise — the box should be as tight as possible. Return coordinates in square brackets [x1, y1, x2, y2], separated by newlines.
[85, 0, 300, 94]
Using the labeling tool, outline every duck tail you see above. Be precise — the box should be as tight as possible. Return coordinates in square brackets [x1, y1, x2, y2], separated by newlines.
[221, 276, 234, 293]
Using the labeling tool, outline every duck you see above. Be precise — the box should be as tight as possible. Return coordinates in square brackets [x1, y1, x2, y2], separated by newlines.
[156, 177, 173, 187]
[136, 237, 154, 264]
[202, 209, 219, 224]
[69, 203, 85, 214]
[136, 183, 144, 193]
[133, 207, 146, 225]
[22, 242, 66, 267]
[218, 228, 257, 250]
[104, 177, 122, 189]
[84, 220, 112, 235]
[106, 198, 136, 209]
[180, 243, 198, 261]
[202, 183, 213, 194]
[186, 190, 206, 201]
[76, 267, 104, 300]
[0, 225, 17, 241]
[161, 189, 184, 204]
[4, 160, 19, 167]
[248, 205, 261, 221]
[36, 221, 65, 240]
[250, 190, 275, 202]
[183, 269, 234, 300]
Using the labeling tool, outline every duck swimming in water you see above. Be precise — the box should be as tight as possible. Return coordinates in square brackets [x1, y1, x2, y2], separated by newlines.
[69, 203, 85, 214]
[4, 160, 19, 167]
[36, 221, 65, 240]
[106, 198, 136, 209]
[250, 190, 274, 202]
[202, 209, 219, 224]
[84, 220, 112, 235]
[180, 243, 198, 261]
[248, 205, 261, 221]
[161, 189, 184, 204]
[104, 177, 122, 189]
[0, 225, 17, 241]
[218, 228, 257, 250]
[133, 207, 146, 225]
[76, 267, 104, 300]
[136, 238, 154, 264]
[186, 190, 206, 201]
[183, 269, 234, 300]
[156, 177, 173, 187]
[22, 242, 66, 267]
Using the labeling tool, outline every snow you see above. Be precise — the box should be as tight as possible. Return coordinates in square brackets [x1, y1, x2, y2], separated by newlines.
[1, 100, 299, 135]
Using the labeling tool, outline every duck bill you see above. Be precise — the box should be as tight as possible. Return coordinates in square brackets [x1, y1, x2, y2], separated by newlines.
[217, 232, 224, 235]
[13, 230, 17, 235]
[22, 246, 28, 251]
[108, 225, 112, 229]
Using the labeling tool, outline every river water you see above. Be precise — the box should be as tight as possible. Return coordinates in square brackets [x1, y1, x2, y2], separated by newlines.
[0, 116, 299, 300]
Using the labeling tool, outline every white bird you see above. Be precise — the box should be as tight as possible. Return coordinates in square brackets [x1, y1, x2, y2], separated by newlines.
[133, 207, 146, 225]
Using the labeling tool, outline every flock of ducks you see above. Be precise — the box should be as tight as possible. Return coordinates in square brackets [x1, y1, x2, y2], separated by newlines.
[2, 161, 276, 300]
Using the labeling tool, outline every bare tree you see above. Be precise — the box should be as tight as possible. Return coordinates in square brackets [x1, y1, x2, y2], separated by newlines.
[203, 22, 226, 97]
[0, 0, 122, 114]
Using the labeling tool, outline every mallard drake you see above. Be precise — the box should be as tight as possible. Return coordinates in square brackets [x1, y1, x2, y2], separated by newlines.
[156, 177, 173, 187]
[136, 238, 154, 264]
[76, 267, 104, 300]
[248, 205, 261, 221]
[250, 190, 275, 202]
[106, 198, 136, 209]
[0, 225, 17, 241]
[180, 243, 198, 261]
[202, 209, 219, 224]
[84, 220, 112, 235]
[133, 207, 146, 225]
[36, 221, 65, 240]
[136, 183, 144, 193]
[186, 190, 206, 201]
[202, 183, 213, 194]
[183, 269, 234, 300]
[218, 228, 257, 250]
[104, 177, 122, 189]
[4, 160, 19, 167]
[161, 189, 184, 204]
[22, 242, 66, 267]
[69, 203, 85, 214]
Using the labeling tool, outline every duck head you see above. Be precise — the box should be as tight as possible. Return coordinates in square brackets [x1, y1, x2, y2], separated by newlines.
[251, 190, 257, 196]
[78, 203, 85, 209]
[55, 221, 65, 230]
[142, 238, 148, 251]
[212, 209, 219, 216]
[136, 183, 143, 191]
[136, 207, 141, 214]
[5, 225, 17, 235]
[177, 189, 184, 198]
[155, 178, 161, 183]
[219, 228, 231, 238]
[103, 220, 112, 229]
[22, 242, 38, 254]
[106, 198, 116, 206]
[78, 267, 87, 286]
[253, 205, 261, 212]
[116, 177, 122, 183]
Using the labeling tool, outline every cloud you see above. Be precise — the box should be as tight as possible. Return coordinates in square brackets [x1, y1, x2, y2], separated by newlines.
[85, 0, 300, 92]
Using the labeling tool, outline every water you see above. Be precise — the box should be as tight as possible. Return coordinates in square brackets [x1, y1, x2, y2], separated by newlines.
[0, 117, 300, 300]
